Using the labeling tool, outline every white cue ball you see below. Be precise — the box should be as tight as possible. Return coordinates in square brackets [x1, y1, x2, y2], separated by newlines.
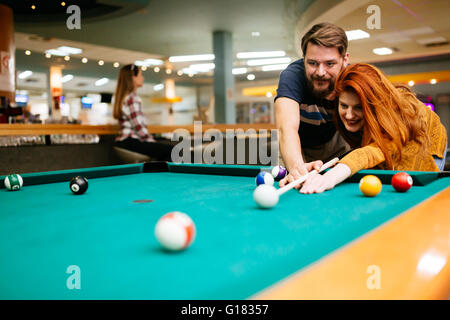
[154, 211, 196, 251]
[253, 184, 279, 208]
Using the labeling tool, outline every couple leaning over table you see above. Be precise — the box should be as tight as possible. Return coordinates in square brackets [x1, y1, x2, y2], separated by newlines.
[111, 23, 447, 192]
[275, 22, 447, 194]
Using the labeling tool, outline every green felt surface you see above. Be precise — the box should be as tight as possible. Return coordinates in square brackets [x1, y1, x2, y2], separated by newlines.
[0, 165, 448, 299]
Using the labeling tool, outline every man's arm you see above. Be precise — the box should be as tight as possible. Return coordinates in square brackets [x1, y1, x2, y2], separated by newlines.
[276, 97, 320, 188]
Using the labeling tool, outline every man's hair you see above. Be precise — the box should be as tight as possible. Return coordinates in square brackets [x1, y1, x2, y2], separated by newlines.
[301, 23, 348, 57]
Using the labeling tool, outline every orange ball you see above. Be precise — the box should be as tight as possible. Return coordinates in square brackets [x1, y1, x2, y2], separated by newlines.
[359, 175, 382, 197]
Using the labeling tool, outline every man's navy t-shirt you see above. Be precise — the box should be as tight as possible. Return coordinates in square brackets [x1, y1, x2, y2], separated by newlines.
[275, 58, 337, 148]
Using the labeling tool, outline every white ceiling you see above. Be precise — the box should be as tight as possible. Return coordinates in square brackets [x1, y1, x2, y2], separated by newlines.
[12, 0, 450, 88]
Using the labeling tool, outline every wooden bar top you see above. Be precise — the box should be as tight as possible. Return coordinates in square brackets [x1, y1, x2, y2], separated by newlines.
[0, 123, 276, 136]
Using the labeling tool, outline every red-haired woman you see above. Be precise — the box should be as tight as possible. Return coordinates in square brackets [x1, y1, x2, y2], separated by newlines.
[300, 63, 447, 194]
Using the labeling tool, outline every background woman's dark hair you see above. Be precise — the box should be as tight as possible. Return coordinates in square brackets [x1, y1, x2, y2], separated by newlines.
[113, 64, 140, 119]
[129, 64, 139, 76]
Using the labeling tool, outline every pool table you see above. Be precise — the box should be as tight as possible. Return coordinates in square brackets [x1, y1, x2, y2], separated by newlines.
[0, 162, 449, 300]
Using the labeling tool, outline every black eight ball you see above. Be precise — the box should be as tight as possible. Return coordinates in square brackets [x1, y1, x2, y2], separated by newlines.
[70, 176, 88, 195]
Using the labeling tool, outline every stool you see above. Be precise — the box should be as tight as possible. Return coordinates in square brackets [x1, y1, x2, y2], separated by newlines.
[113, 146, 152, 164]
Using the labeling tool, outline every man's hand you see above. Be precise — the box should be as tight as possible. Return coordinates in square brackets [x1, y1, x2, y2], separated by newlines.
[279, 160, 323, 189]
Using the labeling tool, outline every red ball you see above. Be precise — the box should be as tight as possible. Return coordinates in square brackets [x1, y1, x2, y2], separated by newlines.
[391, 172, 413, 192]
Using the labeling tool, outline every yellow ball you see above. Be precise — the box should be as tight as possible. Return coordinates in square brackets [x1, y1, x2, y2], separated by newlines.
[359, 175, 382, 197]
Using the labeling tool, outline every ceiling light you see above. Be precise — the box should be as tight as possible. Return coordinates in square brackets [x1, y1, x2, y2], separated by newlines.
[188, 73, 194, 78]
[251, 32, 260, 37]
[177, 70, 183, 76]
[247, 57, 291, 66]
[182, 68, 197, 75]
[135, 59, 163, 67]
[98, 60, 104, 66]
[45, 53, 51, 58]
[18, 70, 33, 79]
[154, 67, 160, 72]
[144, 58, 163, 65]
[187, 63, 215, 72]
[61, 74, 74, 83]
[61, 2, 66, 6]
[141, 66, 147, 71]
[31, 5, 36, 10]
[232, 68, 247, 75]
[262, 64, 289, 71]
[169, 54, 215, 63]
[166, 69, 172, 74]
[153, 84, 164, 91]
[46, 49, 67, 56]
[266, 92, 273, 98]
[346, 29, 370, 41]
[430, 79, 437, 84]
[373, 47, 393, 55]
[64, 56, 70, 61]
[113, 62, 119, 68]
[82, 58, 88, 63]
[237, 51, 285, 59]
[408, 80, 415, 86]
[25, 50, 31, 55]
[247, 74, 255, 81]
[57, 46, 82, 55]
[95, 78, 109, 86]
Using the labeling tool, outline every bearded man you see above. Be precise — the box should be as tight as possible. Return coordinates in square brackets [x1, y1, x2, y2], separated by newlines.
[275, 23, 352, 187]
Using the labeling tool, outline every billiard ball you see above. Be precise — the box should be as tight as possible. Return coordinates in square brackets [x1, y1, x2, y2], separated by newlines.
[4, 174, 23, 191]
[70, 176, 88, 195]
[271, 165, 287, 181]
[391, 172, 413, 192]
[359, 175, 382, 197]
[154, 212, 196, 251]
[253, 184, 279, 208]
[255, 171, 274, 186]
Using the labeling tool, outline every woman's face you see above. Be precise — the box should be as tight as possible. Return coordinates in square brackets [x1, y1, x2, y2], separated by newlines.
[133, 69, 144, 89]
[338, 90, 364, 132]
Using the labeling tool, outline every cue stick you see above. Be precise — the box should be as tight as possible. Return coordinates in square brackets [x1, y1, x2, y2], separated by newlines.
[277, 157, 339, 196]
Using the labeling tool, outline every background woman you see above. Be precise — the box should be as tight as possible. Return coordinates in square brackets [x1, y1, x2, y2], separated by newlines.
[300, 63, 447, 194]
[113, 64, 173, 161]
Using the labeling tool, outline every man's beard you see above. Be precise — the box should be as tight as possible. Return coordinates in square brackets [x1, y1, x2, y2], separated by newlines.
[306, 75, 335, 99]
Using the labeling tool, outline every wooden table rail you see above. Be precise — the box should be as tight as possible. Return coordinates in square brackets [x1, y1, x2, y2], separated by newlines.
[0, 123, 277, 136]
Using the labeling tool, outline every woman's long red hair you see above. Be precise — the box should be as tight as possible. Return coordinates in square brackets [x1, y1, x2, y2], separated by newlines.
[334, 63, 428, 168]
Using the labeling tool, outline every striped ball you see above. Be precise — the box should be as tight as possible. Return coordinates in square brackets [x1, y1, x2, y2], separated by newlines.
[255, 171, 274, 186]
[271, 165, 287, 181]
[154, 212, 196, 251]
[4, 174, 23, 191]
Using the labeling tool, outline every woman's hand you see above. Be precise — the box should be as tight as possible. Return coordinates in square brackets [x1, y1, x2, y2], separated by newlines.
[299, 171, 337, 194]
[299, 163, 352, 194]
